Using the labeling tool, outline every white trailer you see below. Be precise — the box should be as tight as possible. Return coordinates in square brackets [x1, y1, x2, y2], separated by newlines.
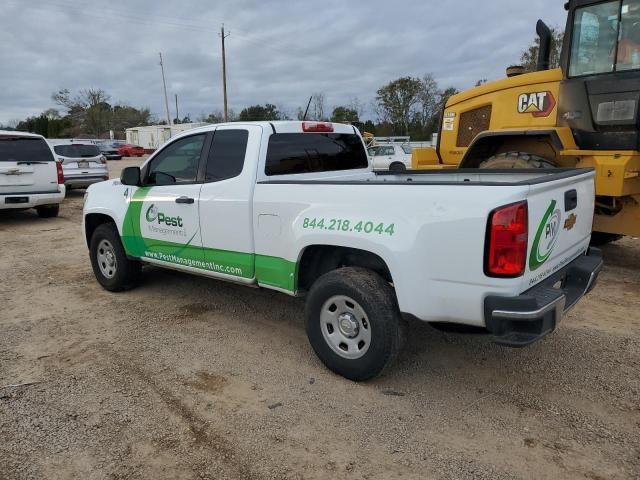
[125, 123, 209, 152]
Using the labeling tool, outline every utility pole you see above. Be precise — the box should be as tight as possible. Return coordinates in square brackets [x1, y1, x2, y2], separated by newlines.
[175, 94, 179, 123]
[159, 52, 172, 125]
[220, 25, 231, 122]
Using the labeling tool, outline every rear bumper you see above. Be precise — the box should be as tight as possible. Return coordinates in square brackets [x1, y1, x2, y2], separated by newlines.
[65, 175, 108, 188]
[484, 247, 603, 347]
[1, 188, 66, 210]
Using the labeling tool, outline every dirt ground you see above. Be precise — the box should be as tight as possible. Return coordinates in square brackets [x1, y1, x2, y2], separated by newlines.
[1, 158, 639, 480]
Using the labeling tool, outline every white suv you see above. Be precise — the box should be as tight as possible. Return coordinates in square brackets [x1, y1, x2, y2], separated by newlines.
[49, 140, 109, 190]
[0, 131, 65, 217]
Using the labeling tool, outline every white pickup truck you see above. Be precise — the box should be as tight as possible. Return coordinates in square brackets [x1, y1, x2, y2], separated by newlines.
[83, 121, 602, 380]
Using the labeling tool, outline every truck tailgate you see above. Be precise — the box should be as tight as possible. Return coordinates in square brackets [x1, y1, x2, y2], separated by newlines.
[522, 170, 595, 291]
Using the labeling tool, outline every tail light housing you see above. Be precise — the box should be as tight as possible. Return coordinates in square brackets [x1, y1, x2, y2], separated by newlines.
[56, 160, 64, 184]
[302, 121, 334, 133]
[485, 201, 528, 277]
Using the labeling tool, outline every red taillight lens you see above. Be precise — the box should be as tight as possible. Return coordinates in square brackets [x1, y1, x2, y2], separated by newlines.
[485, 201, 528, 277]
[302, 121, 334, 133]
[56, 161, 64, 184]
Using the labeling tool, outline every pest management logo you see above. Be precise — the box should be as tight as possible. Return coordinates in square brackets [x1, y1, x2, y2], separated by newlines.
[144, 203, 186, 238]
[517, 91, 556, 117]
[530, 200, 562, 271]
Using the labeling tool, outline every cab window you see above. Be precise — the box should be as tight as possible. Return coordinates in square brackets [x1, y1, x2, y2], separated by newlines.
[146, 134, 206, 185]
[617, 0, 640, 71]
[568, 0, 640, 77]
[375, 146, 395, 156]
[569, 1, 619, 77]
[204, 129, 248, 182]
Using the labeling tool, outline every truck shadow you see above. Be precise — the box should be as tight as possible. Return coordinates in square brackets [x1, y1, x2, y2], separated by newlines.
[135, 265, 632, 396]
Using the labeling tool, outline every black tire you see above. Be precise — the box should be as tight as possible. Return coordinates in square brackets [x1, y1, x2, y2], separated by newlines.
[36, 205, 59, 218]
[389, 162, 407, 172]
[479, 152, 555, 169]
[89, 223, 141, 292]
[305, 267, 406, 381]
[590, 232, 623, 246]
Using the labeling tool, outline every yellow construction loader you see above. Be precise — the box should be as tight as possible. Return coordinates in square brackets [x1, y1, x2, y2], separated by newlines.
[413, 0, 640, 243]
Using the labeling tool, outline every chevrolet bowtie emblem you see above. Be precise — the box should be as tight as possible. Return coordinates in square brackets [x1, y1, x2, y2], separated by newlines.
[5, 168, 20, 175]
[564, 213, 577, 231]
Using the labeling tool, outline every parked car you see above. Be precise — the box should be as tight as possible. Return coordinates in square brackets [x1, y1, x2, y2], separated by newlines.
[97, 142, 122, 160]
[49, 140, 109, 190]
[83, 121, 602, 381]
[118, 144, 145, 157]
[368, 144, 412, 171]
[0, 130, 65, 217]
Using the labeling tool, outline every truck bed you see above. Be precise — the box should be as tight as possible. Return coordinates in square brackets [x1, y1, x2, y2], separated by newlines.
[258, 168, 592, 186]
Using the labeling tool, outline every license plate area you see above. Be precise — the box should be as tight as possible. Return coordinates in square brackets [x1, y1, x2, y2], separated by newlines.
[5, 196, 29, 204]
[77, 161, 89, 168]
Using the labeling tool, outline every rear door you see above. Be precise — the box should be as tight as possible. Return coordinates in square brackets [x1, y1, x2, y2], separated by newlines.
[522, 171, 596, 289]
[198, 125, 260, 281]
[0, 134, 58, 195]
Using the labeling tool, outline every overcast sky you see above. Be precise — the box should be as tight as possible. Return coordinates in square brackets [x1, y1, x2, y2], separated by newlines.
[0, 0, 567, 125]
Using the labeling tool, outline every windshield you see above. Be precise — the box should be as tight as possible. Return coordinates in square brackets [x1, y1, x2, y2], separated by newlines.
[569, 0, 640, 77]
[0, 136, 54, 162]
[53, 144, 101, 158]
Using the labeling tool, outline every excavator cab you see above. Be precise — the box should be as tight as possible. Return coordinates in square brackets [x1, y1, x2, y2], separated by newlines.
[560, 0, 640, 150]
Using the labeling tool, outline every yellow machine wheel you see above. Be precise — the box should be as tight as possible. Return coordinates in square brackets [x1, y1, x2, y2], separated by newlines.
[479, 152, 555, 169]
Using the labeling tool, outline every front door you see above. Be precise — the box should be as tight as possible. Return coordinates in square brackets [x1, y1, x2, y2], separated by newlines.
[122, 133, 208, 270]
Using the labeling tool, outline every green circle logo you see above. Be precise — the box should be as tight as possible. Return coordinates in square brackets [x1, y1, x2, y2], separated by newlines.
[530, 200, 561, 271]
[145, 204, 158, 223]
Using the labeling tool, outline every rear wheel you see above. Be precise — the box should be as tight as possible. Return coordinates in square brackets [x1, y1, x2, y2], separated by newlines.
[90, 223, 141, 291]
[389, 162, 407, 172]
[305, 267, 406, 381]
[479, 152, 555, 169]
[36, 205, 59, 218]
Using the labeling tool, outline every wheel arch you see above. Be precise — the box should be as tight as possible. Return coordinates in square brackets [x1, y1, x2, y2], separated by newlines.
[459, 130, 565, 168]
[296, 245, 394, 293]
[84, 212, 117, 247]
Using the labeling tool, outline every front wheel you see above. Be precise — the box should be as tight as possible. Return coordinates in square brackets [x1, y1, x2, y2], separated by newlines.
[89, 223, 141, 292]
[305, 267, 406, 381]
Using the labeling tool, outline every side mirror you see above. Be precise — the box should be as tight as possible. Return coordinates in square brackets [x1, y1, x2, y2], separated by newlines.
[120, 166, 141, 186]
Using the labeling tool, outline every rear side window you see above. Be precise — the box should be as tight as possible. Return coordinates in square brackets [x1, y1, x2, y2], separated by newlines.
[53, 144, 101, 158]
[205, 129, 248, 182]
[0, 136, 54, 162]
[265, 133, 368, 176]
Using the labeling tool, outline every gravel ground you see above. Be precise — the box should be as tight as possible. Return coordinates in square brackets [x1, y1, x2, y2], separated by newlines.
[1, 158, 639, 480]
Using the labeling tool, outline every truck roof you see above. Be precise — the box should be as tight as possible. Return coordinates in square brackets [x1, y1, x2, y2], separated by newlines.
[176, 121, 359, 137]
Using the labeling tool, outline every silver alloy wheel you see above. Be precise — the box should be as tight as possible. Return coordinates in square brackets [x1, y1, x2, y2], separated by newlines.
[96, 239, 117, 279]
[320, 295, 372, 359]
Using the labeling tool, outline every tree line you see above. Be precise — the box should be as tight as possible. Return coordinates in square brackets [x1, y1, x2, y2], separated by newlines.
[2, 31, 562, 140]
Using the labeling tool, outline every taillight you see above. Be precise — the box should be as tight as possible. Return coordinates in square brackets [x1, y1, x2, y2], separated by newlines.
[56, 161, 64, 184]
[302, 121, 334, 133]
[485, 201, 528, 277]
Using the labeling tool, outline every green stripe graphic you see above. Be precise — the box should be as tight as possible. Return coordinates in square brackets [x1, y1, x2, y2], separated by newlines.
[121, 187, 297, 292]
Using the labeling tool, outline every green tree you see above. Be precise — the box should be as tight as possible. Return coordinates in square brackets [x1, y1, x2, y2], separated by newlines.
[238, 104, 281, 121]
[376, 77, 423, 135]
[520, 27, 564, 71]
[330, 106, 359, 123]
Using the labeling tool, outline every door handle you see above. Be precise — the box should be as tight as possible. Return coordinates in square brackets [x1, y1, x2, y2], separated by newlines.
[175, 196, 195, 204]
